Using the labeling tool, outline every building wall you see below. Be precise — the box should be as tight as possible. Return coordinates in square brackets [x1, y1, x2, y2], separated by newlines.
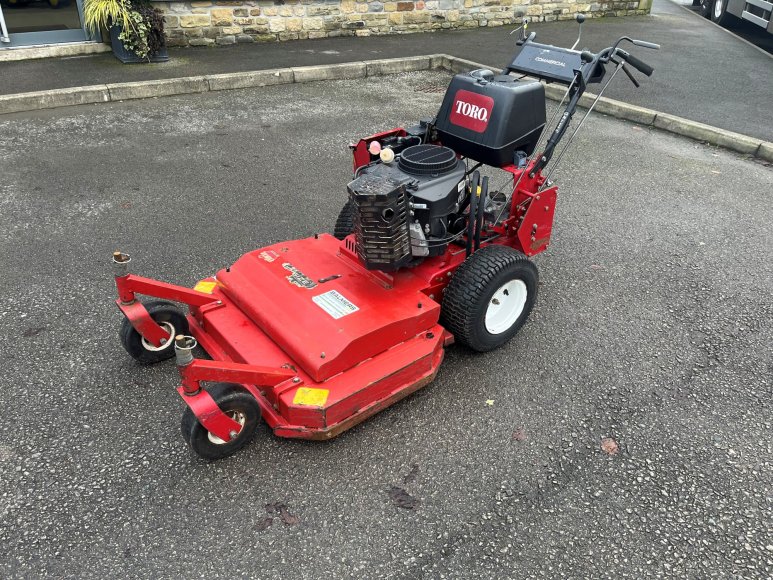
[156, 0, 653, 47]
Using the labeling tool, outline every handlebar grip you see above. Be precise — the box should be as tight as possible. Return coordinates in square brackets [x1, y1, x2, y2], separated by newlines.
[632, 40, 660, 50]
[621, 51, 654, 77]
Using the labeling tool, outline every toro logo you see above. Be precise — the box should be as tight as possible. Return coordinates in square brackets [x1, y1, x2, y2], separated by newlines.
[449, 89, 494, 133]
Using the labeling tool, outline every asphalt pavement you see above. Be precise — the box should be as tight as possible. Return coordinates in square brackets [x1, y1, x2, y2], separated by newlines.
[0, 70, 771, 578]
[675, 0, 773, 54]
[2, 0, 772, 142]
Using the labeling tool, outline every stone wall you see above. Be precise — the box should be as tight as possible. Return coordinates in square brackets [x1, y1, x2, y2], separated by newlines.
[156, 0, 652, 47]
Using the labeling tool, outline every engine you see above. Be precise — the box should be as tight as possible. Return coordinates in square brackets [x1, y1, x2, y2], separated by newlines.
[347, 144, 466, 272]
[346, 69, 547, 272]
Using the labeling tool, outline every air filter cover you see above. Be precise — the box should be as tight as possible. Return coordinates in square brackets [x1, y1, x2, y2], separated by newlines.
[398, 144, 458, 176]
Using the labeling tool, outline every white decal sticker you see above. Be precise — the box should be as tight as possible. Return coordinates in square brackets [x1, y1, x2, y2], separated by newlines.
[259, 250, 279, 262]
[313, 290, 359, 319]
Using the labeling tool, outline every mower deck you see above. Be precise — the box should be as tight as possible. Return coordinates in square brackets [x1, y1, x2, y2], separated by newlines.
[183, 234, 449, 439]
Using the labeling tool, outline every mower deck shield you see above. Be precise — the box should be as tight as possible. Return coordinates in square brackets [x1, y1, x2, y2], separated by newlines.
[178, 247, 449, 439]
[214, 234, 440, 382]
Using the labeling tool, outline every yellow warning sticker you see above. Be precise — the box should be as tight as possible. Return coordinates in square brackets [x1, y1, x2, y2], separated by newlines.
[293, 387, 329, 407]
[194, 280, 217, 294]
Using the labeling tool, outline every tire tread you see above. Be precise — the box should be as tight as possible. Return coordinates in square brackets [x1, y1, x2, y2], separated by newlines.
[441, 245, 537, 351]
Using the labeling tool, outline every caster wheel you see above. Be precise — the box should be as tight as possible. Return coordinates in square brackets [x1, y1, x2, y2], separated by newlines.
[119, 299, 189, 364]
[333, 200, 355, 240]
[441, 245, 538, 352]
[181, 383, 261, 460]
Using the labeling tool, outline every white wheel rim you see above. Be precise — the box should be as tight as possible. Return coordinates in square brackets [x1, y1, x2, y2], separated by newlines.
[207, 411, 246, 445]
[485, 279, 528, 335]
[140, 322, 175, 352]
[714, 0, 722, 18]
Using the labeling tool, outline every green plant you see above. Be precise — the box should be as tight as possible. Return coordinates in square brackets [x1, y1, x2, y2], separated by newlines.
[83, 0, 131, 34]
[83, 0, 165, 60]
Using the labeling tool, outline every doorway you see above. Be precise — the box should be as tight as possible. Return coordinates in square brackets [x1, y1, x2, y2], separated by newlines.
[0, 0, 92, 48]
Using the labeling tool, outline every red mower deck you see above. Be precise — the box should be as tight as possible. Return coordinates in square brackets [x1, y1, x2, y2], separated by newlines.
[184, 235, 450, 440]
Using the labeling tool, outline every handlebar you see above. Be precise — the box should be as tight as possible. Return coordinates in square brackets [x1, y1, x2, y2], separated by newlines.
[507, 27, 659, 90]
[580, 36, 658, 87]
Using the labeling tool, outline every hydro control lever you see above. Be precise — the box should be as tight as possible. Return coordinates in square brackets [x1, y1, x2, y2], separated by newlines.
[611, 58, 640, 88]
[616, 49, 654, 77]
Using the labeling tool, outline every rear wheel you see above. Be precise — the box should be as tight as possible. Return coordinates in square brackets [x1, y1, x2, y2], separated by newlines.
[181, 383, 261, 460]
[119, 300, 189, 364]
[333, 200, 355, 240]
[441, 245, 538, 352]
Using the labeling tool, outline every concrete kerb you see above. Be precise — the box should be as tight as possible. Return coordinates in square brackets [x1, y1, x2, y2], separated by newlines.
[758, 142, 773, 163]
[107, 77, 209, 101]
[0, 56, 441, 116]
[0, 53, 769, 162]
[0, 85, 110, 115]
[366, 55, 433, 76]
[207, 68, 294, 91]
[292, 61, 367, 83]
[653, 113, 764, 156]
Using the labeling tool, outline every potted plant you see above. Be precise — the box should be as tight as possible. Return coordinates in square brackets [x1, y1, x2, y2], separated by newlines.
[83, 0, 169, 63]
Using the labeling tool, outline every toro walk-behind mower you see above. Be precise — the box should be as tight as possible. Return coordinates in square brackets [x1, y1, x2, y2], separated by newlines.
[112, 18, 658, 459]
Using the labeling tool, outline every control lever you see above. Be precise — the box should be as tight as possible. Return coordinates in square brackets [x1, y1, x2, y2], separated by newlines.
[571, 14, 586, 50]
[611, 57, 640, 88]
[517, 31, 536, 46]
[510, 17, 528, 37]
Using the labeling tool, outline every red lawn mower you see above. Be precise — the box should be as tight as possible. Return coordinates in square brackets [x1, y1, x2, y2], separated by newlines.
[112, 20, 658, 459]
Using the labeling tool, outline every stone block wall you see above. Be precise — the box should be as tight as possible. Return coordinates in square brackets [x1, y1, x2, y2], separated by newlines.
[156, 0, 652, 47]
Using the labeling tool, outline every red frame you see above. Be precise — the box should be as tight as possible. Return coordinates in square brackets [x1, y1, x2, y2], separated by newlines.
[114, 126, 558, 444]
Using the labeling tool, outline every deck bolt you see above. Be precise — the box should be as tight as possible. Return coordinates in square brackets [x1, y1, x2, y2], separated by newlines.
[229, 430, 238, 440]
[217, 300, 222, 305]
[160, 337, 167, 345]
[292, 377, 301, 383]
[320, 352, 326, 359]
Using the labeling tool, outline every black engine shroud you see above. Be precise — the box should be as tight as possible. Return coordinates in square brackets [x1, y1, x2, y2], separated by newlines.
[435, 72, 547, 168]
[347, 70, 549, 272]
[348, 145, 466, 271]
